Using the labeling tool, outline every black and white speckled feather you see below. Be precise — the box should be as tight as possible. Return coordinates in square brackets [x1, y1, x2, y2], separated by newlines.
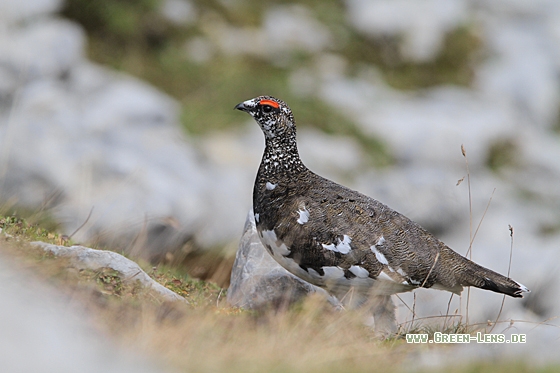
[235, 96, 529, 335]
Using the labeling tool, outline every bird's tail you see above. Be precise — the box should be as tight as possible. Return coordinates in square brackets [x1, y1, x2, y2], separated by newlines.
[453, 252, 529, 298]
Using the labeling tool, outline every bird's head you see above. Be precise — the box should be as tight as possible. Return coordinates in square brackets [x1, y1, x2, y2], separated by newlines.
[235, 96, 295, 139]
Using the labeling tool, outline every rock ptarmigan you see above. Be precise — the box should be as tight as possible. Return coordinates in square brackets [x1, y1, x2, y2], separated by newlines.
[235, 95, 529, 336]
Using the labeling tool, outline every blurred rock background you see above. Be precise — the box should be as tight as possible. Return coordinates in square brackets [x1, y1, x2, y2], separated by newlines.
[1, 0, 560, 358]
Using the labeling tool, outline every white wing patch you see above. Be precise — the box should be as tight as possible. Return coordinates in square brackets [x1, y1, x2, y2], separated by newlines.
[322, 235, 352, 254]
[266, 182, 277, 190]
[254, 213, 260, 223]
[297, 207, 310, 224]
[349, 265, 369, 278]
[322, 243, 336, 251]
[377, 270, 410, 286]
[377, 271, 394, 282]
[337, 235, 352, 253]
[370, 245, 389, 265]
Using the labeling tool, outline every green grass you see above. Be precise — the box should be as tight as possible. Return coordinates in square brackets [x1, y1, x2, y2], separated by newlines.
[485, 138, 519, 172]
[0, 213, 65, 244]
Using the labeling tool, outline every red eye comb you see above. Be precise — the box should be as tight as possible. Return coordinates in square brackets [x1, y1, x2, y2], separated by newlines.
[259, 99, 279, 108]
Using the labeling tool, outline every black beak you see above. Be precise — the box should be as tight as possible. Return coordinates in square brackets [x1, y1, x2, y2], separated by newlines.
[234, 102, 249, 112]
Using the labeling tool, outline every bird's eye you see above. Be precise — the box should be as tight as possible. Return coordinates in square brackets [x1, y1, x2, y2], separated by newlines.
[261, 104, 274, 114]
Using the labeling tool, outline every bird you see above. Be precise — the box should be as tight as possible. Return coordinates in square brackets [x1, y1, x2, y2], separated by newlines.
[235, 95, 529, 336]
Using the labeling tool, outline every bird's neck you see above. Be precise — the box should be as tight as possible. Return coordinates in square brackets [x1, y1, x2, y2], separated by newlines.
[258, 134, 307, 180]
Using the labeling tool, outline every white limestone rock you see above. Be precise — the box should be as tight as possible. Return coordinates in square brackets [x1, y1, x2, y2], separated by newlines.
[345, 0, 468, 62]
[321, 81, 518, 169]
[0, 0, 61, 24]
[31, 242, 186, 302]
[0, 18, 85, 82]
[474, 18, 560, 130]
[208, 4, 332, 61]
[0, 57, 212, 258]
[263, 5, 333, 55]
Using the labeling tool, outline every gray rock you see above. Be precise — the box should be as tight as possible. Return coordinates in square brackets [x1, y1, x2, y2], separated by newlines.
[0, 0, 221, 260]
[262, 5, 332, 56]
[321, 82, 518, 169]
[0, 63, 211, 259]
[474, 17, 560, 130]
[211, 4, 332, 61]
[345, 0, 468, 62]
[31, 242, 186, 302]
[0, 18, 85, 83]
[0, 0, 62, 24]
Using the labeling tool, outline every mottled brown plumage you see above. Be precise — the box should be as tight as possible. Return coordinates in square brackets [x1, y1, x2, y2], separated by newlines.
[235, 95, 528, 334]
